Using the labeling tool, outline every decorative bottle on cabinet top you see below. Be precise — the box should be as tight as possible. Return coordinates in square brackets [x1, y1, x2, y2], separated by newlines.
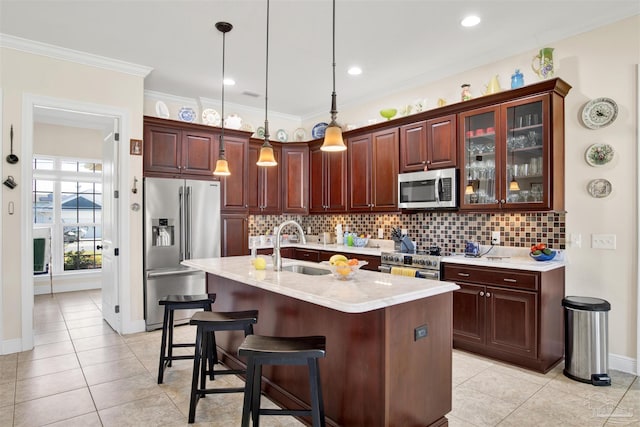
[511, 69, 524, 89]
[461, 84, 472, 101]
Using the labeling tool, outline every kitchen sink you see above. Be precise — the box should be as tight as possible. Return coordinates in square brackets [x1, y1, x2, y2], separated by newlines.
[282, 264, 331, 276]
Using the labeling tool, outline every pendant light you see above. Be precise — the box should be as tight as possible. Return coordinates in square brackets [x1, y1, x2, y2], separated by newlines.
[213, 21, 232, 176]
[257, 0, 277, 166]
[508, 116, 520, 191]
[320, 0, 347, 152]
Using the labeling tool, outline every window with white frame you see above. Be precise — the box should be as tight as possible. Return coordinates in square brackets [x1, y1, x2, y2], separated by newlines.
[33, 156, 103, 274]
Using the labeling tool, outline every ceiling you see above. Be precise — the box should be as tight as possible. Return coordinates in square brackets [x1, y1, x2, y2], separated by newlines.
[1, 1, 638, 119]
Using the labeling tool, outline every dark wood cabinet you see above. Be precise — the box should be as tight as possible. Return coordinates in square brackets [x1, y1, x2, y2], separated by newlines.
[281, 144, 309, 214]
[221, 213, 248, 256]
[293, 248, 321, 262]
[399, 115, 457, 172]
[458, 80, 570, 211]
[248, 141, 281, 214]
[309, 141, 347, 213]
[348, 128, 399, 212]
[220, 136, 248, 212]
[144, 123, 218, 178]
[443, 263, 564, 373]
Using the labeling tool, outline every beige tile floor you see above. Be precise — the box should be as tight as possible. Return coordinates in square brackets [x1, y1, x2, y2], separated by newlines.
[0, 290, 638, 426]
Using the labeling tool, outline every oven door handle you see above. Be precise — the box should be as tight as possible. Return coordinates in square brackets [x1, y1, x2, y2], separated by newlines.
[416, 270, 439, 280]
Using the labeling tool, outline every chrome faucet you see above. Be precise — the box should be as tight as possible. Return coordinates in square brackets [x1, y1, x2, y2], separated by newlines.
[273, 220, 306, 271]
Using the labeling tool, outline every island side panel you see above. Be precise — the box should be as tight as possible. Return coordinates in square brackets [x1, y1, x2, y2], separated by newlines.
[207, 273, 387, 426]
[384, 292, 453, 427]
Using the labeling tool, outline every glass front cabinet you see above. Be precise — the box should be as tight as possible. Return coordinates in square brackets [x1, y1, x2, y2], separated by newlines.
[459, 93, 561, 211]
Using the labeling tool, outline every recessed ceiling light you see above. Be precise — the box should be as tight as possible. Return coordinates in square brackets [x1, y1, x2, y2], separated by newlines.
[461, 15, 481, 27]
[348, 66, 362, 76]
[223, 78, 235, 86]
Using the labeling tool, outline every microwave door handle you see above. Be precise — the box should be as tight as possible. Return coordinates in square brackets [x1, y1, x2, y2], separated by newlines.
[436, 177, 442, 203]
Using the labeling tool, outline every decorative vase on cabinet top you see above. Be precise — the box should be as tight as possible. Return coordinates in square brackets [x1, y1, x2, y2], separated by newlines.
[532, 47, 554, 79]
[511, 69, 524, 89]
[483, 75, 502, 95]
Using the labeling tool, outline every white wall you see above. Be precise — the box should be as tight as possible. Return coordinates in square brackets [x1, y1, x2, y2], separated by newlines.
[34, 122, 103, 158]
[0, 46, 146, 350]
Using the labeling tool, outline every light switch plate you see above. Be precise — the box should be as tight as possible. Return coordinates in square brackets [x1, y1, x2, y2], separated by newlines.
[592, 234, 616, 250]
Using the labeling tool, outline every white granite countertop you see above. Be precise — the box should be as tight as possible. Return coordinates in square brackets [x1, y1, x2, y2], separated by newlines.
[442, 245, 566, 272]
[183, 256, 459, 314]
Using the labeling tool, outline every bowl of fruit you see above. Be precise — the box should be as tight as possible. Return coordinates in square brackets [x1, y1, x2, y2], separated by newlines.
[321, 255, 368, 280]
[529, 243, 556, 261]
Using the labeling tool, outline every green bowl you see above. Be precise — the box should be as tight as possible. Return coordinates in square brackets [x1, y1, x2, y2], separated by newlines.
[380, 109, 398, 120]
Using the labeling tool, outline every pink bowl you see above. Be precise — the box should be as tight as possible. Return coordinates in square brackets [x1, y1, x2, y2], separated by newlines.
[475, 129, 485, 136]
[486, 127, 495, 134]
[465, 131, 474, 137]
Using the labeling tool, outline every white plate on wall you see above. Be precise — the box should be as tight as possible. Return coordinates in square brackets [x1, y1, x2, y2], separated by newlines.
[178, 107, 196, 122]
[587, 178, 612, 198]
[293, 128, 306, 142]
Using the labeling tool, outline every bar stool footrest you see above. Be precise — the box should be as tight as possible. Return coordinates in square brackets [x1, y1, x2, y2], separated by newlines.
[261, 409, 311, 417]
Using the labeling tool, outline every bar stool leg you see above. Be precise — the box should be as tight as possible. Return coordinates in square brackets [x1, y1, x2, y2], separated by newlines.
[308, 358, 326, 427]
[157, 307, 170, 384]
[188, 326, 203, 424]
[251, 363, 263, 427]
[167, 308, 175, 367]
[241, 358, 256, 427]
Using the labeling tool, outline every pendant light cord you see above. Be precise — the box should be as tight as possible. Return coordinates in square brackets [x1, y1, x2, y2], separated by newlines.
[264, 0, 270, 142]
[220, 28, 226, 157]
[330, 0, 337, 122]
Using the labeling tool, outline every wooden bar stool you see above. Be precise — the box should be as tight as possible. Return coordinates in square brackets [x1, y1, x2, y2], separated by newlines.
[188, 310, 259, 424]
[238, 335, 326, 427]
[157, 293, 216, 384]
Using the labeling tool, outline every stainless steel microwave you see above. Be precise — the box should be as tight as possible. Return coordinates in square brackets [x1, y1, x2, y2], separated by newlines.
[398, 168, 458, 209]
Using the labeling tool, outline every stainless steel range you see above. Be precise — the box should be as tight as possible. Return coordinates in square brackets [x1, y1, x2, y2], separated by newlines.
[379, 251, 442, 280]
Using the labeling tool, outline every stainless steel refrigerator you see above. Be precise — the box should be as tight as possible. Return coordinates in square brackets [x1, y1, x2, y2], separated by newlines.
[143, 177, 220, 331]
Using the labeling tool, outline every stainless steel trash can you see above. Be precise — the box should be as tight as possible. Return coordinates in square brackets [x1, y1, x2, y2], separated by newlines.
[562, 296, 611, 386]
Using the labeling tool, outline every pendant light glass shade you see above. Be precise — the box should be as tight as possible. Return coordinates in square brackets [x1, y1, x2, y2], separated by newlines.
[322, 124, 346, 151]
[257, 144, 277, 166]
[213, 21, 233, 176]
[321, 0, 347, 152]
[509, 177, 520, 191]
[213, 158, 231, 176]
[465, 183, 475, 195]
[257, 0, 278, 167]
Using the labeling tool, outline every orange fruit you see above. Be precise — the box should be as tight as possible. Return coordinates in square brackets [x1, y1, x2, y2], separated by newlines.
[348, 258, 359, 266]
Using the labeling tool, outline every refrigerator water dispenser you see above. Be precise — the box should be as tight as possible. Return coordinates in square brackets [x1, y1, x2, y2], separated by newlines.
[152, 218, 175, 247]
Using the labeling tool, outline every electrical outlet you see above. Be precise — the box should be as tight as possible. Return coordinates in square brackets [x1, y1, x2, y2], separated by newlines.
[414, 324, 428, 341]
[569, 233, 582, 248]
[591, 234, 616, 250]
[491, 231, 500, 245]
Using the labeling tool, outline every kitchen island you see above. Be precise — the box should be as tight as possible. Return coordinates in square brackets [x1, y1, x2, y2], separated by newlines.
[183, 256, 459, 427]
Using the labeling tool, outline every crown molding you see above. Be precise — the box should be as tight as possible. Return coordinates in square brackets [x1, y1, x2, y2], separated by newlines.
[144, 90, 198, 108]
[0, 33, 153, 77]
[198, 96, 301, 122]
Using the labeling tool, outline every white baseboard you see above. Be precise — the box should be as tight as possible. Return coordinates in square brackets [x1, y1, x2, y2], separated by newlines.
[610, 353, 638, 376]
[1, 338, 23, 355]
[34, 283, 100, 295]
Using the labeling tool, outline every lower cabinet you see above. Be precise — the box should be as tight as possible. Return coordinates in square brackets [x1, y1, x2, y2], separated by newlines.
[293, 248, 320, 262]
[443, 263, 565, 373]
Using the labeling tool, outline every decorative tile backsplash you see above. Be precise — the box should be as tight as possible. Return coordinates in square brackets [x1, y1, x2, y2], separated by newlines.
[249, 211, 566, 255]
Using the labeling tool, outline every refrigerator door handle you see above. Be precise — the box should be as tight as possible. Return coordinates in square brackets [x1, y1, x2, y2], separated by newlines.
[146, 268, 202, 279]
[186, 185, 192, 259]
[179, 186, 185, 261]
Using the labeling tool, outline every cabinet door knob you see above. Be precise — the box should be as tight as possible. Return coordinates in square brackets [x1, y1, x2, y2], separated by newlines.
[479, 291, 485, 297]
[421, 161, 426, 164]
[499, 199, 505, 204]
[486, 292, 491, 297]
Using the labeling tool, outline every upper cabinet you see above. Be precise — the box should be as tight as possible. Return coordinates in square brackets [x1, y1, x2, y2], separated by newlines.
[282, 144, 309, 214]
[348, 128, 399, 212]
[399, 114, 457, 172]
[459, 91, 564, 211]
[247, 141, 282, 214]
[144, 122, 218, 179]
[220, 136, 249, 212]
[309, 141, 347, 213]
